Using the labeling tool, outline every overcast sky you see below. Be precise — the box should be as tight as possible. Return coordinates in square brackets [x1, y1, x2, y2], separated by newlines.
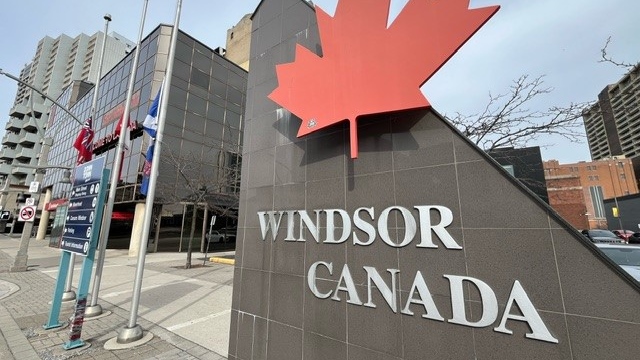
[0, 0, 638, 164]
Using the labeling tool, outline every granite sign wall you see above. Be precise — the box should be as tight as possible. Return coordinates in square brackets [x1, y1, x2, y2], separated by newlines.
[228, 1, 640, 359]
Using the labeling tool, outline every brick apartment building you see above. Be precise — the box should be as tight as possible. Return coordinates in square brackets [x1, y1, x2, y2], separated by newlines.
[544, 156, 638, 229]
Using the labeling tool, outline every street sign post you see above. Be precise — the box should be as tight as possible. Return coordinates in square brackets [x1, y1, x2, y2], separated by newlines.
[43, 157, 109, 352]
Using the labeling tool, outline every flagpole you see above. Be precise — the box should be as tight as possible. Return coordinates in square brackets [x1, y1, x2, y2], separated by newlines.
[85, 0, 149, 319]
[116, 0, 183, 344]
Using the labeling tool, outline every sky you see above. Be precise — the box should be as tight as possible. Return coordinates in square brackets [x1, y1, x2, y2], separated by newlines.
[0, 0, 638, 164]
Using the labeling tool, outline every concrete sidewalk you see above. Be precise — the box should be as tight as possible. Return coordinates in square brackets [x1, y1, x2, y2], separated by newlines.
[0, 233, 234, 359]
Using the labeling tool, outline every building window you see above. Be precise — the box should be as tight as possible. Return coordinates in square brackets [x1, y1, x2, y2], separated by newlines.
[588, 176, 594, 181]
[594, 175, 599, 181]
[592, 165, 597, 170]
[587, 165, 592, 170]
[502, 165, 515, 176]
[620, 173, 626, 180]
[590, 186, 605, 218]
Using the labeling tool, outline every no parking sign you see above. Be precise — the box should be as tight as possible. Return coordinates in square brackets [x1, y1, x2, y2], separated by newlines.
[18, 205, 36, 222]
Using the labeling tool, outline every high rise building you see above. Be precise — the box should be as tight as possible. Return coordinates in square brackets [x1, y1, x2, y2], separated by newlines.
[583, 64, 640, 169]
[0, 31, 134, 193]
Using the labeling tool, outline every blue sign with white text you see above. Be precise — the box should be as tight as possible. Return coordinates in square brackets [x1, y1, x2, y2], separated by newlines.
[60, 157, 107, 256]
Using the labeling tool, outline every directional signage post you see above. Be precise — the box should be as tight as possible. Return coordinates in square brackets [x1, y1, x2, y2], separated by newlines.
[61, 159, 105, 255]
[44, 157, 109, 352]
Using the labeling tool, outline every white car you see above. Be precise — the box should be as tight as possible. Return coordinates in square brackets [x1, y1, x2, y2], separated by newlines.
[207, 230, 236, 243]
[595, 243, 640, 282]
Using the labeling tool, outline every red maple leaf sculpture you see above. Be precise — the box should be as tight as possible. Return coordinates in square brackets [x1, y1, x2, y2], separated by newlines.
[269, 0, 499, 158]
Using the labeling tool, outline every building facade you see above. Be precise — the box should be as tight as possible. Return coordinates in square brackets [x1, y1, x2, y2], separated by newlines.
[487, 146, 549, 204]
[42, 24, 246, 252]
[583, 64, 640, 172]
[0, 31, 134, 198]
[224, 13, 252, 71]
[543, 156, 638, 229]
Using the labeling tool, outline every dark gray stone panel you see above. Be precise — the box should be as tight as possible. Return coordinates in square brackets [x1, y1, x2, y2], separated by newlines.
[457, 160, 550, 229]
[347, 292, 403, 357]
[271, 235, 306, 276]
[266, 320, 303, 360]
[273, 183, 305, 209]
[393, 165, 461, 226]
[566, 315, 640, 360]
[269, 272, 305, 327]
[249, 111, 278, 152]
[347, 346, 404, 360]
[348, 117, 393, 176]
[345, 171, 395, 213]
[239, 268, 271, 318]
[275, 143, 306, 185]
[236, 312, 255, 360]
[246, 148, 276, 189]
[303, 331, 348, 360]
[463, 228, 564, 313]
[228, 310, 239, 358]
[401, 307, 476, 360]
[241, 227, 272, 272]
[282, 1, 313, 41]
[304, 278, 348, 341]
[472, 310, 572, 360]
[253, 316, 269, 360]
[398, 244, 467, 298]
[306, 178, 346, 210]
[305, 128, 348, 181]
[453, 136, 484, 163]
[253, 16, 283, 57]
[392, 110, 456, 170]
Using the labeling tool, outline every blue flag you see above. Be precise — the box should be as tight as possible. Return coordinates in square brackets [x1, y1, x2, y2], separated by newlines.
[142, 83, 162, 138]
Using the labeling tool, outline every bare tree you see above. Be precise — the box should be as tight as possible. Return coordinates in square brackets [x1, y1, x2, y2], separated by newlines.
[155, 140, 240, 269]
[447, 74, 589, 152]
[599, 36, 637, 70]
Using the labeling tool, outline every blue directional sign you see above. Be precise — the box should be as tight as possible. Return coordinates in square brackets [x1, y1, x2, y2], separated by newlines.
[60, 157, 107, 256]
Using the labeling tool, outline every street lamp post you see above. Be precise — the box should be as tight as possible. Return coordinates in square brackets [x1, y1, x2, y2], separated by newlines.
[607, 162, 624, 230]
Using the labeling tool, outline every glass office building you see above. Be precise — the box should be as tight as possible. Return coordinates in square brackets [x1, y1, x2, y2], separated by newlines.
[42, 24, 246, 251]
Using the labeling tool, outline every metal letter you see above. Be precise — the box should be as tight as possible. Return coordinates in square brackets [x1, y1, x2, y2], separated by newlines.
[363, 266, 399, 312]
[415, 206, 462, 249]
[378, 206, 416, 247]
[307, 261, 333, 299]
[446, 275, 498, 327]
[257, 211, 284, 241]
[324, 209, 351, 243]
[401, 271, 444, 321]
[494, 280, 559, 343]
[353, 207, 376, 246]
[331, 264, 362, 305]
[298, 210, 321, 242]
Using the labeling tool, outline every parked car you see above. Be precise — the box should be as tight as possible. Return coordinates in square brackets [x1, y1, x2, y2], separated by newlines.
[595, 243, 640, 281]
[206, 230, 236, 243]
[612, 229, 634, 243]
[581, 229, 626, 244]
[627, 232, 640, 244]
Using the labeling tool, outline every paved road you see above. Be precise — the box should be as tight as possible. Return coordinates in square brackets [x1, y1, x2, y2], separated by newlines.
[0, 233, 235, 359]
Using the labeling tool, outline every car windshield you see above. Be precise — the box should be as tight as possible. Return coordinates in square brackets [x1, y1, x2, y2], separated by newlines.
[600, 247, 640, 266]
[589, 230, 617, 237]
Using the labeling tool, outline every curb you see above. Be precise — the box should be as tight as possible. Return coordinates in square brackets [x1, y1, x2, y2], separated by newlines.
[209, 257, 235, 265]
